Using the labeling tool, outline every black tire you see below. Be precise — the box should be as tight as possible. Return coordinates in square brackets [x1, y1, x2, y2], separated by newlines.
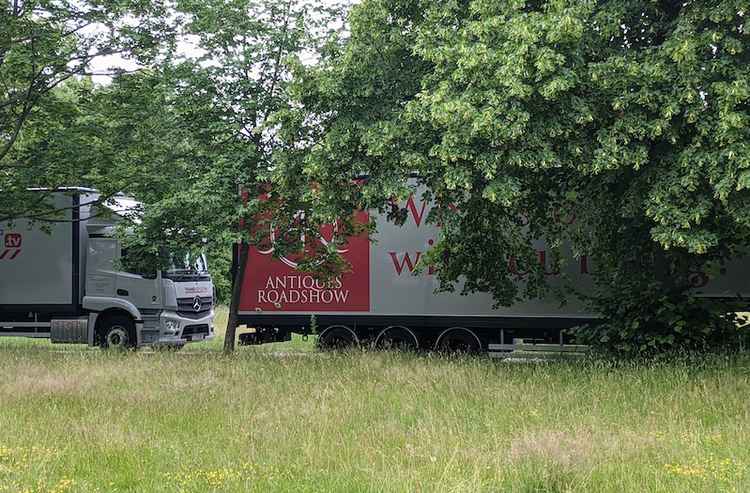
[98, 314, 136, 350]
[435, 327, 482, 354]
[375, 326, 419, 351]
[318, 325, 359, 351]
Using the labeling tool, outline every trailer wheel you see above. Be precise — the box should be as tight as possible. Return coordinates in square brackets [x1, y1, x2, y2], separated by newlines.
[434, 327, 482, 354]
[375, 326, 419, 351]
[318, 325, 359, 351]
[98, 314, 136, 350]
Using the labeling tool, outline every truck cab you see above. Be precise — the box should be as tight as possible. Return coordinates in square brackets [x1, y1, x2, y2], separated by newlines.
[0, 189, 215, 349]
[82, 195, 216, 348]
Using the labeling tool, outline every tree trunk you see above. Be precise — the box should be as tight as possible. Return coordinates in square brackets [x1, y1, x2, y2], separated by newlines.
[224, 241, 249, 353]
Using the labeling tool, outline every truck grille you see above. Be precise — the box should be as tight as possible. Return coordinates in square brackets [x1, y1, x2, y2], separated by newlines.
[176, 296, 213, 319]
[182, 324, 210, 338]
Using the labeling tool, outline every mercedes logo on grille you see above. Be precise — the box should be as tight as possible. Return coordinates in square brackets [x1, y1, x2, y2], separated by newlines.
[192, 296, 202, 312]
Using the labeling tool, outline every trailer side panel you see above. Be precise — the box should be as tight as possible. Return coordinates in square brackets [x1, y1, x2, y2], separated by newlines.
[0, 194, 78, 309]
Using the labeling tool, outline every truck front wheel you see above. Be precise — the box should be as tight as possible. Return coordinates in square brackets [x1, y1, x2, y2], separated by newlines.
[98, 315, 136, 350]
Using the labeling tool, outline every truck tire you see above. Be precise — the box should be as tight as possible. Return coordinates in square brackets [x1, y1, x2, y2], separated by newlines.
[318, 325, 359, 350]
[374, 326, 419, 351]
[434, 327, 482, 354]
[98, 314, 136, 350]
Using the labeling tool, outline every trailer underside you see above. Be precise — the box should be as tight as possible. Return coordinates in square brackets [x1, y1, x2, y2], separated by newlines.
[236, 313, 597, 353]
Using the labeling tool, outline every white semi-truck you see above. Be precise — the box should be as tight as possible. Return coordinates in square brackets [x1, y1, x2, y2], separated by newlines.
[233, 187, 750, 353]
[0, 189, 215, 349]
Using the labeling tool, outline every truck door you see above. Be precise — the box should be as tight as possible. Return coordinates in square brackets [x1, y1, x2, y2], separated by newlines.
[86, 237, 118, 296]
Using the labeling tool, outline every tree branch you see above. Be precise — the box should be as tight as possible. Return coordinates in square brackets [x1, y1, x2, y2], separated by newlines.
[0, 99, 34, 164]
[261, 0, 294, 123]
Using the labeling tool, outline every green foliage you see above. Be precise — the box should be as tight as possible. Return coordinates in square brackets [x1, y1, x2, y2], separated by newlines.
[0, 0, 174, 220]
[271, 0, 750, 355]
[114, 0, 348, 286]
[1, 0, 346, 293]
[574, 276, 746, 356]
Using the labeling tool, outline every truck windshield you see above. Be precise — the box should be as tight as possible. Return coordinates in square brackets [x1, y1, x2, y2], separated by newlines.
[167, 253, 208, 273]
[163, 252, 210, 281]
[119, 243, 209, 280]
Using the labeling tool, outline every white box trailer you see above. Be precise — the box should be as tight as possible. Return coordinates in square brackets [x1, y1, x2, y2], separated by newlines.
[0, 189, 216, 348]
[234, 188, 750, 353]
[0, 194, 80, 307]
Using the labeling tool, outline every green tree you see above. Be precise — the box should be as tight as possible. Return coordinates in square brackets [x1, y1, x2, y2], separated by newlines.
[160, 0, 346, 351]
[0, 0, 173, 220]
[272, 0, 750, 355]
[45, 0, 348, 350]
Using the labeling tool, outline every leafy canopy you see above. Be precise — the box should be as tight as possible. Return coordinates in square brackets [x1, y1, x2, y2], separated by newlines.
[1, 0, 345, 302]
[271, 0, 750, 354]
[1, 0, 175, 220]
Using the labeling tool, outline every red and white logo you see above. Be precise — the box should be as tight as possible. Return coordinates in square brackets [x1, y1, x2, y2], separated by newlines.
[239, 211, 370, 312]
[255, 214, 353, 269]
[0, 233, 22, 260]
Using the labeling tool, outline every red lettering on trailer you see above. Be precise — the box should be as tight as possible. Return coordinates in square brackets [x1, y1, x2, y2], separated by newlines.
[536, 250, 560, 276]
[509, 251, 592, 279]
[389, 251, 422, 275]
[405, 194, 428, 227]
[0, 233, 23, 261]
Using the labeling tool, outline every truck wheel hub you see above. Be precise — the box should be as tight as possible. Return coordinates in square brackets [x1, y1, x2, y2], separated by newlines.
[106, 327, 128, 347]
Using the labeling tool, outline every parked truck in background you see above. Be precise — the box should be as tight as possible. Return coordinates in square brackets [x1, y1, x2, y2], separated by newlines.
[234, 186, 750, 354]
[0, 189, 215, 349]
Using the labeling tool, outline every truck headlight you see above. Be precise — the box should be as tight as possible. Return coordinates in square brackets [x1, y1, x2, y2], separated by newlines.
[163, 319, 180, 333]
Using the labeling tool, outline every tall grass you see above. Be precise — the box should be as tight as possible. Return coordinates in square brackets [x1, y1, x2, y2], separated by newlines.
[0, 311, 749, 492]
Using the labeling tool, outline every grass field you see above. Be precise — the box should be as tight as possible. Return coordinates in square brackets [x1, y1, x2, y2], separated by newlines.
[1, 309, 749, 492]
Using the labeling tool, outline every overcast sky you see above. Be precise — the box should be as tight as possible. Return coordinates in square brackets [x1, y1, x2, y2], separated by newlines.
[87, 1, 353, 84]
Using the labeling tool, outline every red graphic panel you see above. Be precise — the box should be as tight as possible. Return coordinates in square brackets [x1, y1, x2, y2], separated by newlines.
[239, 212, 370, 312]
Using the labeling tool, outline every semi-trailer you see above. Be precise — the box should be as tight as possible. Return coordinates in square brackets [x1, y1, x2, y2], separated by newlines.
[0, 189, 215, 349]
[233, 187, 750, 354]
